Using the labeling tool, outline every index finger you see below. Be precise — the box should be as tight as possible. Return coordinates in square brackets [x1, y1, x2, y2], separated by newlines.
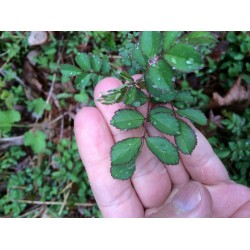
[74, 107, 144, 217]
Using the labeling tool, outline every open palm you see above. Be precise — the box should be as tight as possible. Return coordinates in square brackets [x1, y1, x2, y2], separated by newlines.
[74, 76, 250, 217]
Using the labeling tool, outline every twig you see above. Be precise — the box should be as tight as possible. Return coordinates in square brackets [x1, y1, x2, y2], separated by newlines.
[12, 199, 95, 207]
[58, 190, 71, 216]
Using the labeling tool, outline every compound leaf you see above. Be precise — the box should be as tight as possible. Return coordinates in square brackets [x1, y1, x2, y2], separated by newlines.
[75, 53, 91, 71]
[164, 44, 203, 72]
[111, 137, 142, 165]
[149, 111, 179, 135]
[140, 31, 162, 58]
[110, 109, 144, 130]
[124, 86, 148, 107]
[149, 60, 174, 91]
[60, 64, 82, 77]
[177, 108, 207, 125]
[24, 130, 46, 154]
[163, 31, 182, 51]
[175, 120, 197, 154]
[146, 137, 179, 165]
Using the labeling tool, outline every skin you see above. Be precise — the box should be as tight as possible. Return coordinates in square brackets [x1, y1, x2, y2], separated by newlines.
[74, 76, 250, 218]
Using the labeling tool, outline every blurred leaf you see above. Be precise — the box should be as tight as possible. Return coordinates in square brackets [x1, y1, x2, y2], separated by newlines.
[24, 130, 46, 154]
[0, 110, 21, 135]
[132, 45, 148, 67]
[181, 32, 217, 46]
[60, 64, 82, 77]
[164, 44, 203, 72]
[174, 90, 194, 103]
[97, 84, 128, 105]
[163, 31, 182, 51]
[75, 73, 91, 89]
[75, 53, 91, 71]
[140, 31, 161, 58]
[124, 86, 148, 107]
[90, 55, 102, 73]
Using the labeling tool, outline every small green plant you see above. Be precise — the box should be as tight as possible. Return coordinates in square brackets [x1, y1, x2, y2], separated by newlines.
[60, 31, 217, 180]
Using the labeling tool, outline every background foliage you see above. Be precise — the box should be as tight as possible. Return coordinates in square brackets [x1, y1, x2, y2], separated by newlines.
[0, 31, 249, 217]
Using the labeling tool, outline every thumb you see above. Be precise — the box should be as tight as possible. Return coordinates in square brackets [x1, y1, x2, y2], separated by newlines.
[149, 181, 212, 218]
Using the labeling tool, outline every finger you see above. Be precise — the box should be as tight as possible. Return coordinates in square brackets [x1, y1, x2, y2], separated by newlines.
[74, 107, 144, 217]
[206, 182, 250, 217]
[94, 77, 171, 209]
[231, 201, 250, 217]
[147, 181, 212, 218]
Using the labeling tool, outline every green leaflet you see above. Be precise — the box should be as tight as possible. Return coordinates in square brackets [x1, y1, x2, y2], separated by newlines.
[124, 86, 148, 107]
[111, 137, 142, 165]
[149, 112, 179, 135]
[111, 159, 136, 180]
[110, 109, 144, 130]
[181, 32, 217, 47]
[24, 130, 47, 154]
[132, 45, 148, 67]
[119, 70, 134, 82]
[149, 106, 173, 115]
[75, 53, 91, 71]
[0, 110, 21, 134]
[139, 31, 162, 58]
[60, 64, 82, 77]
[164, 44, 203, 72]
[175, 120, 197, 154]
[101, 58, 111, 75]
[144, 72, 177, 102]
[174, 90, 194, 103]
[177, 108, 207, 125]
[146, 137, 179, 165]
[148, 60, 174, 91]
[90, 55, 102, 73]
[75, 73, 91, 89]
[163, 31, 182, 51]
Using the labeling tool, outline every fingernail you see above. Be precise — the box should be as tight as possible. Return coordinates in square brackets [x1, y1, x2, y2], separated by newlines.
[171, 182, 201, 213]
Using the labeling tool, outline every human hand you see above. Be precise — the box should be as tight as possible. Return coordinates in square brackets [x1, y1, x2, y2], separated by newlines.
[74, 76, 250, 217]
